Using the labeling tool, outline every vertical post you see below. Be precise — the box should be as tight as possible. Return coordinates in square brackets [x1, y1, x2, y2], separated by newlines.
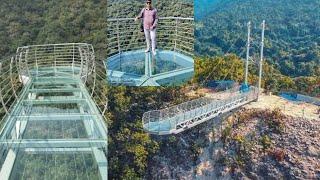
[258, 20, 265, 101]
[35, 48, 38, 76]
[10, 57, 18, 99]
[174, 18, 178, 52]
[245, 21, 251, 85]
[0, 63, 8, 114]
[116, 19, 122, 71]
[83, 49, 88, 83]
[83, 44, 90, 84]
[54, 45, 57, 74]
[72, 44, 75, 76]
[148, 53, 152, 77]
[145, 52, 149, 77]
[25, 49, 31, 77]
[79, 47, 84, 78]
[17, 51, 23, 82]
[91, 63, 96, 97]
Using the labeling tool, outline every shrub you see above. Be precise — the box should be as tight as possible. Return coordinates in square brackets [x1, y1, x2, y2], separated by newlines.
[233, 134, 245, 144]
[222, 124, 232, 143]
[260, 135, 272, 152]
[211, 127, 216, 140]
[270, 148, 286, 162]
[217, 155, 229, 167]
[266, 108, 286, 133]
[168, 136, 176, 144]
[235, 155, 245, 168]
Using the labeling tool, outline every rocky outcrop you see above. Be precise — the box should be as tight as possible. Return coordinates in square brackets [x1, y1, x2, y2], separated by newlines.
[147, 106, 320, 179]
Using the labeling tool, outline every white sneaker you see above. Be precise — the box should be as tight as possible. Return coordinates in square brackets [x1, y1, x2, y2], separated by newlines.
[145, 49, 150, 53]
[152, 49, 157, 56]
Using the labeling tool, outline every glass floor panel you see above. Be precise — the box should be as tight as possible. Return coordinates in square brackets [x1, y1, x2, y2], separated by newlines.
[29, 67, 82, 77]
[151, 51, 192, 75]
[22, 120, 88, 139]
[108, 51, 146, 75]
[32, 84, 79, 89]
[144, 121, 172, 132]
[28, 104, 81, 114]
[106, 50, 194, 86]
[0, 67, 108, 179]
[10, 150, 101, 180]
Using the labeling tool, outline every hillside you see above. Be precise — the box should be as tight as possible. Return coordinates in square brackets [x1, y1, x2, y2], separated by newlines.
[195, 0, 320, 77]
[107, 0, 193, 18]
[0, 0, 108, 59]
[194, 0, 220, 20]
[194, 56, 320, 98]
[147, 93, 320, 179]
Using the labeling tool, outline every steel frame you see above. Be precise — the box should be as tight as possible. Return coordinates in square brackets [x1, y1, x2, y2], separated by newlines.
[107, 17, 194, 86]
[143, 87, 259, 135]
[0, 43, 108, 180]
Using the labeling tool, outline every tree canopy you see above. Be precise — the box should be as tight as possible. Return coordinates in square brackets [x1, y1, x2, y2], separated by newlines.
[195, 0, 320, 77]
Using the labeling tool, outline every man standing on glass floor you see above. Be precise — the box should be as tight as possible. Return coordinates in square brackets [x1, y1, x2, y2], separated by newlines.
[135, 0, 158, 56]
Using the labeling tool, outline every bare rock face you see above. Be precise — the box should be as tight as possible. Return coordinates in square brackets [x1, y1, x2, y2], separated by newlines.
[231, 108, 320, 179]
[147, 105, 320, 179]
[307, 146, 319, 157]
[277, 116, 320, 179]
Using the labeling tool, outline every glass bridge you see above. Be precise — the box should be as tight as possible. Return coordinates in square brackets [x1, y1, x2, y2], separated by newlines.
[0, 43, 108, 179]
[107, 17, 194, 86]
[142, 86, 259, 135]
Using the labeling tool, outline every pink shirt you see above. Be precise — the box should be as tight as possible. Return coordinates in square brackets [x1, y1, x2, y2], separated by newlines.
[138, 8, 158, 30]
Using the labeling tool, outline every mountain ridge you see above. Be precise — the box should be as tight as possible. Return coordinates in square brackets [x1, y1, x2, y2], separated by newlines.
[195, 0, 320, 77]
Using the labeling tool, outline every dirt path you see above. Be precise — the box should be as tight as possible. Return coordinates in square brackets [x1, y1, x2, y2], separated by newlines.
[244, 93, 319, 120]
[187, 88, 319, 121]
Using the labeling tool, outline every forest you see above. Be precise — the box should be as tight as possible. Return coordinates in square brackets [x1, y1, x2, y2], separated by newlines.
[0, 0, 108, 60]
[108, 0, 193, 18]
[195, 0, 320, 77]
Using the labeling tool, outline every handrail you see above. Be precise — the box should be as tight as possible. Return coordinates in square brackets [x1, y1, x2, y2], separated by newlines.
[0, 43, 108, 125]
[144, 86, 242, 115]
[17, 43, 90, 49]
[107, 16, 194, 58]
[0, 57, 23, 127]
[16, 43, 94, 79]
[142, 87, 259, 134]
[0, 43, 109, 179]
[108, 17, 194, 21]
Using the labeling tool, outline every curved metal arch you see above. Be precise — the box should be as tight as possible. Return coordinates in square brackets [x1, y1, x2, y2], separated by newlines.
[0, 43, 107, 123]
[0, 63, 8, 114]
[0, 43, 108, 180]
[15, 43, 94, 78]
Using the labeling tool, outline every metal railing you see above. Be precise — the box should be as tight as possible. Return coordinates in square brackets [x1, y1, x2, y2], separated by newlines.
[0, 43, 109, 179]
[16, 43, 94, 81]
[279, 91, 320, 106]
[0, 43, 108, 129]
[0, 57, 23, 129]
[107, 17, 194, 57]
[142, 87, 259, 134]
